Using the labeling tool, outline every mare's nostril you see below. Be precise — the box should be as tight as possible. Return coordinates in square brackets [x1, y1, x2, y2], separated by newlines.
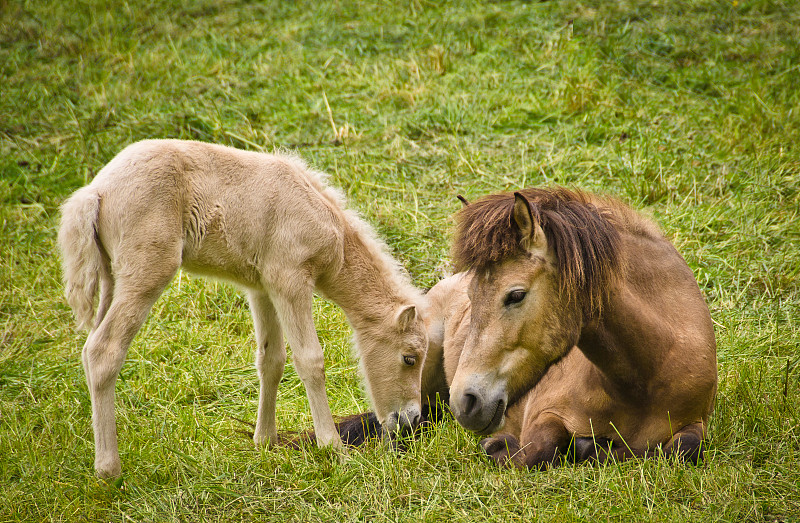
[461, 392, 480, 417]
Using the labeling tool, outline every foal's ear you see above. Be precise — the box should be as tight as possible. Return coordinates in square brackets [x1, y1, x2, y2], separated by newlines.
[396, 304, 418, 331]
[513, 192, 546, 253]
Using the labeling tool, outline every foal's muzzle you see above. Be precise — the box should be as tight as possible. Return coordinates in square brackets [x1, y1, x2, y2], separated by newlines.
[382, 405, 422, 442]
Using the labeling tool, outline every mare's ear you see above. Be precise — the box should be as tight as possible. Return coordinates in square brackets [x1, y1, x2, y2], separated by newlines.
[456, 194, 470, 207]
[396, 304, 418, 331]
[513, 192, 546, 253]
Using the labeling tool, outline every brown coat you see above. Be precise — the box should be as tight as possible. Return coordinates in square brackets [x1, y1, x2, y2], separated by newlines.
[430, 188, 717, 468]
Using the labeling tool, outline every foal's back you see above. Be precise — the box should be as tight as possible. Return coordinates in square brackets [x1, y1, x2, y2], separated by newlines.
[90, 140, 345, 290]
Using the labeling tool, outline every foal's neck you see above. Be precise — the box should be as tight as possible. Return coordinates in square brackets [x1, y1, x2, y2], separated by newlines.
[318, 227, 415, 331]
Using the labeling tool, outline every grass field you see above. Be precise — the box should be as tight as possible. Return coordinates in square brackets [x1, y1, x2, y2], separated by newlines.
[2, 0, 799, 520]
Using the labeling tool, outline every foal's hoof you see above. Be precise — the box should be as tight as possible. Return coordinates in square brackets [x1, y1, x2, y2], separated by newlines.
[95, 474, 125, 490]
[330, 441, 350, 463]
[94, 458, 122, 480]
[386, 433, 414, 453]
[253, 434, 275, 448]
[479, 434, 521, 468]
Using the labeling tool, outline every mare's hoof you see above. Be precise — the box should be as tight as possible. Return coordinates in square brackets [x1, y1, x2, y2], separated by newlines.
[671, 433, 703, 465]
[569, 437, 601, 463]
[479, 434, 521, 468]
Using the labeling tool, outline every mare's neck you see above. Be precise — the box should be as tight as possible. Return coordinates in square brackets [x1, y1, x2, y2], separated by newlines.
[575, 234, 676, 396]
[577, 286, 659, 397]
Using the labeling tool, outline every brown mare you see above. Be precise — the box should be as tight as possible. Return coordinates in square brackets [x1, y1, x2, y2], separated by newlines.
[447, 187, 718, 468]
[337, 188, 717, 469]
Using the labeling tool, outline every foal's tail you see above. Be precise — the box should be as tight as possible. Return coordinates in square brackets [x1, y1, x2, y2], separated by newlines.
[58, 186, 104, 331]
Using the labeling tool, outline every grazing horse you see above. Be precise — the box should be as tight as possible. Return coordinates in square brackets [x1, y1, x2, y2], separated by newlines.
[447, 188, 717, 468]
[336, 188, 716, 469]
[58, 140, 427, 478]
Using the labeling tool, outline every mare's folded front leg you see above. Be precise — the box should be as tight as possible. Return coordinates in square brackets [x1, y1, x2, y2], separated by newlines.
[247, 291, 286, 447]
[479, 433, 526, 468]
[576, 423, 706, 464]
[270, 282, 344, 451]
[480, 412, 571, 470]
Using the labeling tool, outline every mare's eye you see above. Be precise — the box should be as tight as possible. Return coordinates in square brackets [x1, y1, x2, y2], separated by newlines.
[403, 355, 417, 366]
[504, 289, 527, 307]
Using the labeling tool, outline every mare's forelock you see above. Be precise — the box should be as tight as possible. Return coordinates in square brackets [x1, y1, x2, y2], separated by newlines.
[452, 187, 623, 316]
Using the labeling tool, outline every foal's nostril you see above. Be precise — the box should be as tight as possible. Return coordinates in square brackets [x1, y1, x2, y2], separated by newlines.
[401, 410, 421, 430]
[461, 392, 480, 417]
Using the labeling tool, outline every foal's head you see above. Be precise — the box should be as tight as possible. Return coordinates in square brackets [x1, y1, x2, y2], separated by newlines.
[448, 188, 621, 434]
[356, 303, 428, 438]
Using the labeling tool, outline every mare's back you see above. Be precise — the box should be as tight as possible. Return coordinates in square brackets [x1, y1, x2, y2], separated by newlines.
[601, 199, 716, 373]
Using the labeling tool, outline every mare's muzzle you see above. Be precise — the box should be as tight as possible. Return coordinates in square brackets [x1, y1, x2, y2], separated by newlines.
[451, 383, 507, 435]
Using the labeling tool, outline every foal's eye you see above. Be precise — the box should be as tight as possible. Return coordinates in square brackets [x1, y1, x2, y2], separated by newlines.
[403, 355, 417, 366]
[504, 289, 527, 307]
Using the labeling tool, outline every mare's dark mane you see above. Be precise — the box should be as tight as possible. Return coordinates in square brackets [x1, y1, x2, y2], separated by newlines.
[452, 187, 623, 315]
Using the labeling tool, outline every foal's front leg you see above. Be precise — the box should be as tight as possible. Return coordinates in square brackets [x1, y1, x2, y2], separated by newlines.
[270, 283, 343, 451]
[247, 291, 286, 446]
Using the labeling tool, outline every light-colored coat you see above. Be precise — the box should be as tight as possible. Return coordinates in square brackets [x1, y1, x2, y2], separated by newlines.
[59, 140, 427, 478]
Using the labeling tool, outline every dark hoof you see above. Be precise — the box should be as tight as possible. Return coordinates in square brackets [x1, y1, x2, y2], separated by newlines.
[670, 433, 704, 464]
[570, 437, 599, 462]
[479, 434, 521, 468]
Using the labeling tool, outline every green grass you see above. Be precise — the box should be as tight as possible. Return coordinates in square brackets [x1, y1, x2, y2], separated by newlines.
[2, 0, 799, 520]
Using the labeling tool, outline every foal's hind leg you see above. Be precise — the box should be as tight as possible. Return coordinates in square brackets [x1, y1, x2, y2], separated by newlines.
[83, 261, 114, 394]
[247, 290, 286, 446]
[83, 251, 179, 478]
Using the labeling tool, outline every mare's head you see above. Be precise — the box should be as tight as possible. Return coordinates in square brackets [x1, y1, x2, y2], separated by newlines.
[356, 303, 428, 439]
[448, 188, 621, 434]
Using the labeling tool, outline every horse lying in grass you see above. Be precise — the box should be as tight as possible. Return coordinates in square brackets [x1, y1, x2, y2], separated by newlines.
[58, 140, 428, 478]
[338, 188, 717, 468]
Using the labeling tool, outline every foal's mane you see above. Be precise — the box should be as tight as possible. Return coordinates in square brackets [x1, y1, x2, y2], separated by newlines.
[452, 187, 634, 315]
[281, 153, 420, 302]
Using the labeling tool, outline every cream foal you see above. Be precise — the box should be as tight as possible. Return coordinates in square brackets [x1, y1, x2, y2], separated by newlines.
[59, 140, 427, 478]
